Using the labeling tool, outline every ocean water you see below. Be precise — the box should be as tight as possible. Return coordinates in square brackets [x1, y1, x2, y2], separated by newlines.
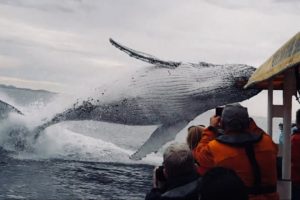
[0, 85, 282, 200]
[0, 151, 153, 200]
[0, 85, 160, 199]
[0, 119, 161, 200]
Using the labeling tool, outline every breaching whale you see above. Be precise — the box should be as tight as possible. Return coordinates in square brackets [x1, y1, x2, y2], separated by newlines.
[34, 39, 261, 159]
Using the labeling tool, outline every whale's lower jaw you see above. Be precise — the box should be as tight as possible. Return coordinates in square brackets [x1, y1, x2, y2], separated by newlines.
[32, 85, 260, 160]
[45, 96, 198, 126]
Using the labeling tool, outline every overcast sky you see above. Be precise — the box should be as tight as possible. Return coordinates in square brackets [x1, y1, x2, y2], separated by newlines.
[0, 0, 299, 116]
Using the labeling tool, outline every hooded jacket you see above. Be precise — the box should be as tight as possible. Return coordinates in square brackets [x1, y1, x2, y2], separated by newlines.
[193, 119, 279, 200]
[145, 173, 201, 200]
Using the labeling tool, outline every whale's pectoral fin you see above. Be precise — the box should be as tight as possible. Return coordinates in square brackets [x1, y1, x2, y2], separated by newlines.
[109, 38, 181, 69]
[130, 120, 189, 160]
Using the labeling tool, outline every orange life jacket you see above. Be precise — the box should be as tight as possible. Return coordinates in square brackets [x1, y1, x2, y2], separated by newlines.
[193, 119, 279, 200]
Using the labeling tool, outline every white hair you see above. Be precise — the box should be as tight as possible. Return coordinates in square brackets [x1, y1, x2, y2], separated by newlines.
[163, 142, 195, 177]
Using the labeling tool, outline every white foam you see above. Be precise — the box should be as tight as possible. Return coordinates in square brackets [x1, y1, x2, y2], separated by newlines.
[0, 107, 162, 165]
[0, 113, 34, 151]
[44, 125, 162, 165]
[32, 124, 134, 162]
[0, 102, 281, 167]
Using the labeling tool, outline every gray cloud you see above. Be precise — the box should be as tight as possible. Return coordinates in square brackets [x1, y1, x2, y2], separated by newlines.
[0, 0, 299, 95]
[0, 0, 81, 13]
[204, 0, 300, 13]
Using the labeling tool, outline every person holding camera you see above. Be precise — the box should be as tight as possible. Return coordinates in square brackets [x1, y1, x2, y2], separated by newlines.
[194, 103, 279, 200]
[145, 142, 201, 200]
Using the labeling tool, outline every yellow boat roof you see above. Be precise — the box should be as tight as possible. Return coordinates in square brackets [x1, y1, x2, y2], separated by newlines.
[244, 32, 300, 89]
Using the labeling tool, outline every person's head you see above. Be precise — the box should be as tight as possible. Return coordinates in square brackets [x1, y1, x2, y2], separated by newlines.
[187, 125, 204, 150]
[200, 167, 248, 200]
[221, 103, 249, 133]
[163, 142, 195, 178]
[296, 109, 300, 127]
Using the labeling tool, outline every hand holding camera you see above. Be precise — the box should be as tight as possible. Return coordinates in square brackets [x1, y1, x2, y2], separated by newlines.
[205, 106, 222, 136]
[208, 106, 223, 128]
[215, 106, 224, 116]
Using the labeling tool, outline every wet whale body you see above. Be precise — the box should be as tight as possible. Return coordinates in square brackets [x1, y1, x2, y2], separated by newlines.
[34, 39, 261, 159]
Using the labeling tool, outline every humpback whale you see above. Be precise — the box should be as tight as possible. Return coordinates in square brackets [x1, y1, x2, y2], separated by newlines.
[33, 39, 261, 159]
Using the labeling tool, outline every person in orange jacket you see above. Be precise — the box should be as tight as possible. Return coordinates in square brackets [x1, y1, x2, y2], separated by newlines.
[193, 103, 279, 200]
[291, 109, 300, 200]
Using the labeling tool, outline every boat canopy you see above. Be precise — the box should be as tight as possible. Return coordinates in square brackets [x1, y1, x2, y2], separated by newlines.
[243, 32, 300, 199]
[244, 32, 300, 89]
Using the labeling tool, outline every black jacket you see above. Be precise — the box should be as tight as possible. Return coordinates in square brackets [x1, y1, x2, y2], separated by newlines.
[145, 173, 201, 200]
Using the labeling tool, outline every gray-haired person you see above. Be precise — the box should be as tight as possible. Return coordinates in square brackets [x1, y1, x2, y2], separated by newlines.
[145, 143, 201, 200]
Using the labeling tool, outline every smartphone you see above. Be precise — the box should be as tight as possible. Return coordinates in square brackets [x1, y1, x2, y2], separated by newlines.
[215, 106, 224, 116]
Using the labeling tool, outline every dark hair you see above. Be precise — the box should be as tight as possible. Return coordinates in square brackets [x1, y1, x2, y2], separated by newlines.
[200, 167, 248, 200]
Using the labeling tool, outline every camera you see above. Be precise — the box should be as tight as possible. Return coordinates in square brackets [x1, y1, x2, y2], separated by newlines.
[215, 106, 224, 116]
[155, 166, 166, 182]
